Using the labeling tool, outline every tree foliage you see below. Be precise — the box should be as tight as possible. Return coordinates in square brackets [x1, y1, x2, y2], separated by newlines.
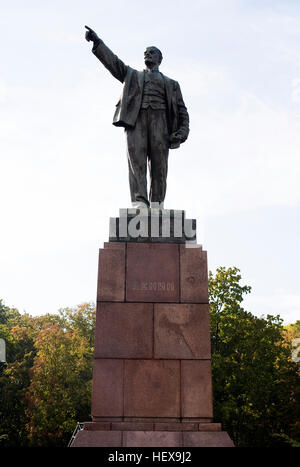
[0, 301, 94, 447]
[26, 325, 92, 446]
[209, 267, 300, 447]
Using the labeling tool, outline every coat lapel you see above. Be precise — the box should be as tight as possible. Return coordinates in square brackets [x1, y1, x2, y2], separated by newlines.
[162, 73, 172, 115]
[138, 70, 145, 94]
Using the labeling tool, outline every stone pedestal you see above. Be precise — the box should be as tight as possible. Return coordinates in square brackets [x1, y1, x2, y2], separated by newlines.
[70, 211, 234, 447]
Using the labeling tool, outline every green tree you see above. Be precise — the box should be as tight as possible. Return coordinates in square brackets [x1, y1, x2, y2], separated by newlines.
[209, 267, 300, 447]
[0, 302, 33, 446]
[285, 320, 300, 342]
[0, 301, 95, 447]
[26, 323, 92, 446]
[58, 302, 96, 347]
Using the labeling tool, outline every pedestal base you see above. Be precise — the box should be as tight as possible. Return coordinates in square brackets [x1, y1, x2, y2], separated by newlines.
[70, 422, 234, 447]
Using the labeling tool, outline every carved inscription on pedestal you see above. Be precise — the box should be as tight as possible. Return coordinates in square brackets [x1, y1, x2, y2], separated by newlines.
[126, 243, 179, 302]
[132, 281, 175, 292]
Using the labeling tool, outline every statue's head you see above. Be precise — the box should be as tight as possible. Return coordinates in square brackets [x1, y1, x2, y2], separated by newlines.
[144, 46, 163, 68]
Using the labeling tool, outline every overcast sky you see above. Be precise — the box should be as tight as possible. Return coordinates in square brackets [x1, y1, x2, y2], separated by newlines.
[0, 0, 300, 323]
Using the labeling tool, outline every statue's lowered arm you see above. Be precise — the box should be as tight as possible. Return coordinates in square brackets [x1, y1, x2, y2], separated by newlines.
[175, 83, 189, 143]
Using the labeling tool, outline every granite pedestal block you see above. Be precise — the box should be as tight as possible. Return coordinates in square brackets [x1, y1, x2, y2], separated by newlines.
[71, 211, 234, 447]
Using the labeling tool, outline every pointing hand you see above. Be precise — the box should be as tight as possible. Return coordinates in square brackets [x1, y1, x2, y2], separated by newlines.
[85, 25, 99, 43]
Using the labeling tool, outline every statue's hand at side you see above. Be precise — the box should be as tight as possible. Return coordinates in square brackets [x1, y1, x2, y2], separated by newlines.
[85, 25, 100, 44]
[169, 131, 182, 149]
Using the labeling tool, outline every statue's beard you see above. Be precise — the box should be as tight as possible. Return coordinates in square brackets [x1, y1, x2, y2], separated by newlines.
[145, 59, 154, 68]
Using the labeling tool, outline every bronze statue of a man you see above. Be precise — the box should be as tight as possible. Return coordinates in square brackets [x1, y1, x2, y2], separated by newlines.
[85, 26, 190, 209]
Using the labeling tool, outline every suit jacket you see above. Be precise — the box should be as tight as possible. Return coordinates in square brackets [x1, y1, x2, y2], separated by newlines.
[92, 39, 189, 146]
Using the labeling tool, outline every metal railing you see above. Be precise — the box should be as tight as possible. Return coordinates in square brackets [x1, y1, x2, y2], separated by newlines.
[67, 422, 84, 447]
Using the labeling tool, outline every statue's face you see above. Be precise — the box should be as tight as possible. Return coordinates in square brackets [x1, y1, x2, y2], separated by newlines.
[144, 47, 162, 67]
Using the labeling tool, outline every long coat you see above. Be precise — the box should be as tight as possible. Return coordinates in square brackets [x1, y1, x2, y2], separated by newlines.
[92, 40, 190, 147]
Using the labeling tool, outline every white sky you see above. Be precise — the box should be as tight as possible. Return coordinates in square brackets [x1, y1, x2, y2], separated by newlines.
[0, 0, 299, 323]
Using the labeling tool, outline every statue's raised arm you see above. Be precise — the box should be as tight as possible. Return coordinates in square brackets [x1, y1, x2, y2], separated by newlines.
[85, 25, 128, 83]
